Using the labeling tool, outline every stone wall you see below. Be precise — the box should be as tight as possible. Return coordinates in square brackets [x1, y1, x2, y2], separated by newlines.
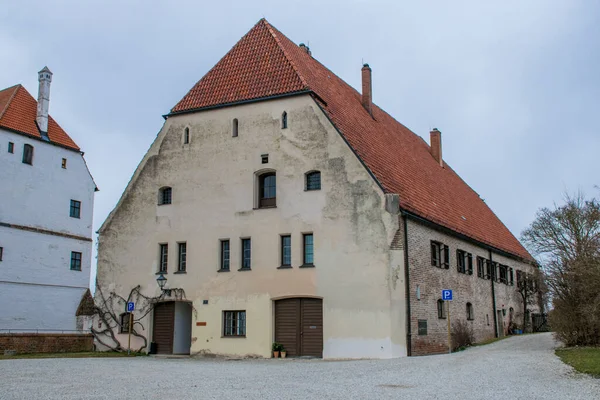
[0, 333, 94, 354]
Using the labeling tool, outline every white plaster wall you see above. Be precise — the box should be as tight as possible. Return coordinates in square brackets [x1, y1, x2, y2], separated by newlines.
[97, 94, 402, 359]
[0, 129, 95, 331]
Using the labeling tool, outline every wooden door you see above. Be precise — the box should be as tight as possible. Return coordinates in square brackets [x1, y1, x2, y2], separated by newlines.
[275, 298, 323, 357]
[153, 302, 175, 354]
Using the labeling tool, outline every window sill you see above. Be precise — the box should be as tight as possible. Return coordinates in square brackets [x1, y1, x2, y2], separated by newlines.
[157, 203, 172, 206]
[238, 268, 252, 271]
[217, 268, 230, 273]
[156, 271, 168, 275]
[221, 336, 246, 338]
[277, 265, 292, 269]
[174, 271, 186, 274]
[304, 188, 321, 192]
[299, 264, 315, 268]
[70, 269, 81, 272]
[253, 206, 277, 210]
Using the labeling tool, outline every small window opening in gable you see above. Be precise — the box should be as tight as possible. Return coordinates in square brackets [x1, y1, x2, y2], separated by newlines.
[281, 111, 287, 129]
[62, 158, 67, 169]
[159, 187, 172, 205]
[232, 118, 239, 137]
[0, 246, 3, 261]
[261, 154, 269, 164]
[437, 299, 446, 319]
[183, 127, 190, 144]
[8, 142, 14, 153]
[306, 171, 321, 191]
[22, 144, 34, 165]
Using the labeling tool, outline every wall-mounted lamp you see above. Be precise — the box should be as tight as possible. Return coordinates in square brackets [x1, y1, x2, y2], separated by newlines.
[156, 273, 171, 296]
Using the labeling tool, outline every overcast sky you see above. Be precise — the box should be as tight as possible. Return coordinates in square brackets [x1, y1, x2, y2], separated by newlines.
[1, 1, 598, 285]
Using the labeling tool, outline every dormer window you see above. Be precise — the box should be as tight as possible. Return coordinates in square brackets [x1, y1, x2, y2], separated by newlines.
[159, 187, 172, 205]
[281, 111, 287, 129]
[232, 118, 239, 137]
[184, 127, 190, 144]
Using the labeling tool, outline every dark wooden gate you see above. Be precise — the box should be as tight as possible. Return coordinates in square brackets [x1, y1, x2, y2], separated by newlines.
[152, 302, 175, 354]
[275, 298, 323, 357]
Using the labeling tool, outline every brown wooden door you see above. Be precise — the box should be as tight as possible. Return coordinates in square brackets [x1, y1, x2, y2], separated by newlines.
[153, 302, 175, 354]
[275, 298, 323, 357]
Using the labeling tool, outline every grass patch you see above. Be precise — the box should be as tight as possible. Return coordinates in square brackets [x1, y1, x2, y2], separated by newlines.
[472, 336, 507, 347]
[0, 351, 145, 360]
[555, 347, 600, 378]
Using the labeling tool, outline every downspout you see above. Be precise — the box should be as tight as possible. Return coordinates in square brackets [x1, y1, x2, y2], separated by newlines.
[403, 214, 412, 356]
[489, 249, 498, 338]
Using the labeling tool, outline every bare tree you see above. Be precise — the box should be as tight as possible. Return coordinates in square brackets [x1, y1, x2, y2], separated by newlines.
[521, 191, 600, 345]
[515, 269, 544, 331]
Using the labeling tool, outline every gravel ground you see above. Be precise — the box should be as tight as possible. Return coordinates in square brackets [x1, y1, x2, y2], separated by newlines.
[0, 332, 598, 400]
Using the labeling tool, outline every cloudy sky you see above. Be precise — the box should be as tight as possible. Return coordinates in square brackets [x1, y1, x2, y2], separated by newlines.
[1, 0, 598, 284]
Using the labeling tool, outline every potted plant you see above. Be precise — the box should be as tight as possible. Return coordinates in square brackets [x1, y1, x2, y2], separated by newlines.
[280, 344, 287, 358]
[272, 342, 281, 358]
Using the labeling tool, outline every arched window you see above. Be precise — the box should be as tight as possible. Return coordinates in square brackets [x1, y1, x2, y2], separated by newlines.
[232, 118, 238, 137]
[306, 171, 321, 191]
[466, 302, 474, 320]
[120, 312, 131, 333]
[281, 111, 287, 129]
[437, 299, 446, 319]
[184, 127, 190, 144]
[22, 144, 34, 165]
[159, 187, 172, 205]
[257, 172, 276, 208]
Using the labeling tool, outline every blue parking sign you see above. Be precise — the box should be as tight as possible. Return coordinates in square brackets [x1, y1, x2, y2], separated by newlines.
[127, 302, 135, 312]
[442, 290, 453, 301]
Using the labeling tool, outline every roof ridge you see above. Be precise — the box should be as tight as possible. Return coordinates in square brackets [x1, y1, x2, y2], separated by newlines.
[0, 84, 22, 120]
[262, 19, 309, 90]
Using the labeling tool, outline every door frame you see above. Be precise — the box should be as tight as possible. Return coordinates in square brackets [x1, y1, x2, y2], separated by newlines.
[272, 296, 323, 358]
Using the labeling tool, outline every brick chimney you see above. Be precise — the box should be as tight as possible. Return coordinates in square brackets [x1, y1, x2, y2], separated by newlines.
[430, 128, 443, 167]
[361, 63, 372, 116]
[36, 66, 52, 134]
[299, 43, 311, 56]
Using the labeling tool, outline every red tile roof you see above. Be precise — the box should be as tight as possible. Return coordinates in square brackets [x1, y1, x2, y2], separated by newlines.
[171, 19, 533, 261]
[0, 84, 80, 151]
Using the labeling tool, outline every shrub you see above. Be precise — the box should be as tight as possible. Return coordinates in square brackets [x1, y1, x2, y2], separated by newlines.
[452, 320, 475, 351]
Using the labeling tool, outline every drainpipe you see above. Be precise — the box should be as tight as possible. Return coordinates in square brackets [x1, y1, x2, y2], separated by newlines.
[489, 249, 498, 338]
[403, 214, 412, 356]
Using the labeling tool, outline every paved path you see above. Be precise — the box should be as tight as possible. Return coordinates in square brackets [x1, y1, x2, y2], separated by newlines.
[0, 333, 598, 399]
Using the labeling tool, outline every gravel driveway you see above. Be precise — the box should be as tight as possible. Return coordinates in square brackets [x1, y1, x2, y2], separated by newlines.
[0, 332, 598, 399]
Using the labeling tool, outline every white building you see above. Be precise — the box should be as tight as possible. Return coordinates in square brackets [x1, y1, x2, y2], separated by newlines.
[0, 68, 97, 332]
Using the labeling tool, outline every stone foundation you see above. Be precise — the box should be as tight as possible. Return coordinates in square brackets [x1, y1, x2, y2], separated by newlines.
[0, 333, 94, 354]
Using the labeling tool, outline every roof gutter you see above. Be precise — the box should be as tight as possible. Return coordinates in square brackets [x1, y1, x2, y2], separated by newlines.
[163, 90, 313, 119]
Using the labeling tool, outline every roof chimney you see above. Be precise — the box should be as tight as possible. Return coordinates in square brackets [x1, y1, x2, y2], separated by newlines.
[36, 66, 52, 134]
[361, 63, 372, 116]
[299, 43, 311, 56]
[430, 128, 443, 167]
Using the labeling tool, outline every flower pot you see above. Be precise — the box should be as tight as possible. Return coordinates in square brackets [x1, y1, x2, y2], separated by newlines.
[280, 351, 287, 358]
[272, 351, 280, 358]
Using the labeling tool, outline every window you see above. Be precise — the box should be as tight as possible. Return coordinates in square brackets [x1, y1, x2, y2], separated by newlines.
[261, 154, 269, 164]
[281, 111, 287, 129]
[477, 257, 485, 278]
[159, 187, 172, 205]
[120, 312, 131, 333]
[456, 249, 473, 274]
[306, 171, 321, 191]
[281, 235, 291, 267]
[70, 251, 82, 271]
[62, 158, 67, 169]
[303, 233, 314, 266]
[241, 238, 251, 270]
[184, 127, 190, 144]
[486, 314, 490, 326]
[22, 144, 33, 165]
[499, 264, 508, 284]
[485, 260, 492, 280]
[431, 241, 449, 269]
[70, 200, 81, 219]
[232, 118, 238, 137]
[418, 320, 428, 336]
[466, 303, 474, 320]
[8, 142, 14, 153]
[259, 172, 276, 208]
[437, 299, 446, 319]
[223, 310, 246, 337]
[0, 247, 3, 261]
[159, 244, 168, 273]
[220, 240, 230, 271]
[509, 268, 514, 286]
[177, 242, 187, 272]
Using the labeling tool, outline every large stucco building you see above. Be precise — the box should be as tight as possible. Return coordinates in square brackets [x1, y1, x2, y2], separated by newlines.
[96, 19, 539, 358]
[0, 68, 97, 332]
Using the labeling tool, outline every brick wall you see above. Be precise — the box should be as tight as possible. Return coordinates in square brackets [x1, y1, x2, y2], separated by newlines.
[406, 218, 539, 356]
[0, 333, 94, 354]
